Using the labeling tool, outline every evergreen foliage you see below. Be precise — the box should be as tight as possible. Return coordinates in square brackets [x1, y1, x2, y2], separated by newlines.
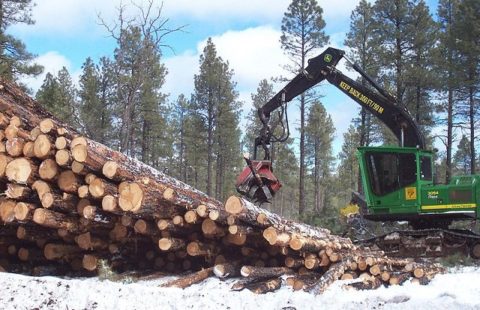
[0, 0, 42, 83]
[280, 0, 329, 216]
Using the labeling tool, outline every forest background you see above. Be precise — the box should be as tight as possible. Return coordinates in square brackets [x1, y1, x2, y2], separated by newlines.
[1, 0, 478, 232]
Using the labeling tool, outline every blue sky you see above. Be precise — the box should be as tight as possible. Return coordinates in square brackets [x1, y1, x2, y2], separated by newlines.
[11, 0, 439, 157]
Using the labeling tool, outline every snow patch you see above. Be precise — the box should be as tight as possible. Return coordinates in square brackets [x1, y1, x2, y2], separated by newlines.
[2, 266, 480, 309]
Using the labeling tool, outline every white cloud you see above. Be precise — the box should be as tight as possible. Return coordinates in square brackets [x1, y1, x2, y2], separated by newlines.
[11, 0, 360, 36]
[21, 51, 73, 92]
[163, 26, 287, 108]
[163, 51, 198, 100]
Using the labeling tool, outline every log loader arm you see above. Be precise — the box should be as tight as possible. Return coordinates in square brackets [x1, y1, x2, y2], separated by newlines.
[236, 47, 425, 204]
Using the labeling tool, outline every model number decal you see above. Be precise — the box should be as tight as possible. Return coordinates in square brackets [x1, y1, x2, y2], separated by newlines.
[427, 191, 439, 199]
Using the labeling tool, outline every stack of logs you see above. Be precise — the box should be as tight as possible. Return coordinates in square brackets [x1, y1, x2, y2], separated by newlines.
[0, 80, 444, 294]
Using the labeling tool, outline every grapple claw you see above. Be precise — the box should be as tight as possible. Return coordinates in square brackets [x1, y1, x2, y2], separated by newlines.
[235, 156, 281, 204]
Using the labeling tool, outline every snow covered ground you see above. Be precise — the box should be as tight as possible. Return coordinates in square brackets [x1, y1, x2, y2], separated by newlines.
[1, 266, 480, 310]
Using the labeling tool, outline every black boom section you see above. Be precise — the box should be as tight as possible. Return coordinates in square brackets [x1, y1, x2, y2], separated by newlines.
[255, 46, 425, 156]
[259, 47, 345, 118]
[327, 70, 425, 149]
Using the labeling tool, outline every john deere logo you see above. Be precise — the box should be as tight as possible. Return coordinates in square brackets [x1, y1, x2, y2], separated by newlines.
[324, 54, 332, 62]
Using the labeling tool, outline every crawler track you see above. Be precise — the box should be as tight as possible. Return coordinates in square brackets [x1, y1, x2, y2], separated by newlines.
[355, 228, 480, 259]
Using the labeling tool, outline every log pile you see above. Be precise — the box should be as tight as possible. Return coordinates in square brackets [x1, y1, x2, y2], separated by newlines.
[0, 80, 444, 294]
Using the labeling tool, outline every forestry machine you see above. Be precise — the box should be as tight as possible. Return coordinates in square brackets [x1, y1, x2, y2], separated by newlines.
[236, 47, 480, 259]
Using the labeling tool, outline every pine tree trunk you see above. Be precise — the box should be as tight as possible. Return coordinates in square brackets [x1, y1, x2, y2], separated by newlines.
[469, 86, 475, 174]
[299, 93, 305, 217]
[446, 88, 453, 183]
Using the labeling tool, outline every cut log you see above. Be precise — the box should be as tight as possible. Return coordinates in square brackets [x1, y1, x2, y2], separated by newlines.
[82, 254, 98, 271]
[13, 202, 36, 221]
[38, 158, 59, 181]
[77, 185, 90, 198]
[101, 195, 118, 212]
[70, 136, 225, 213]
[224, 196, 350, 251]
[224, 232, 247, 246]
[213, 262, 240, 279]
[0, 200, 16, 222]
[89, 177, 117, 199]
[5, 183, 32, 200]
[208, 209, 228, 223]
[117, 181, 143, 212]
[71, 161, 86, 175]
[246, 277, 282, 294]
[6, 137, 24, 157]
[158, 237, 186, 252]
[33, 208, 79, 232]
[120, 215, 133, 227]
[240, 266, 293, 278]
[33, 134, 53, 159]
[40, 192, 77, 211]
[263, 227, 291, 247]
[22, 141, 34, 157]
[16, 226, 58, 242]
[389, 272, 411, 285]
[157, 219, 174, 231]
[228, 224, 253, 236]
[39, 118, 55, 134]
[55, 149, 71, 167]
[346, 277, 382, 291]
[184, 210, 199, 224]
[133, 219, 158, 236]
[195, 204, 208, 218]
[18, 247, 44, 262]
[0, 154, 12, 177]
[43, 243, 82, 260]
[102, 161, 118, 180]
[304, 254, 321, 270]
[285, 256, 305, 269]
[5, 157, 38, 184]
[31, 180, 51, 198]
[186, 241, 216, 257]
[202, 218, 221, 236]
[306, 259, 351, 294]
[161, 267, 213, 288]
[55, 136, 68, 150]
[57, 170, 82, 193]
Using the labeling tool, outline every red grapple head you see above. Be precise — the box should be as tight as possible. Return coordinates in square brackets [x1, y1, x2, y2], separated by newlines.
[235, 160, 282, 204]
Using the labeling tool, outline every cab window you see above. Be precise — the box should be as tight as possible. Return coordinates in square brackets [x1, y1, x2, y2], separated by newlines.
[366, 152, 416, 196]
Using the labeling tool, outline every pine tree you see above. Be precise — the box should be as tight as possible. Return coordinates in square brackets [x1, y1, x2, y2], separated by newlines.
[305, 101, 335, 216]
[344, 0, 381, 148]
[435, 0, 462, 183]
[78, 57, 114, 145]
[280, 0, 329, 217]
[0, 0, 42, 82]
[453, 135, 471, 175]
[454, 0, 480, 174]
[192, 38, 241, 199]
[36, 68, 78, 127]
[404, 0, 437, 141]
[171, 94, 190, 182]
[100, 1, 175, 161]
[337, 125, 361, 205]
[243, 79, 275, 155]
[270, 140, 299, 218]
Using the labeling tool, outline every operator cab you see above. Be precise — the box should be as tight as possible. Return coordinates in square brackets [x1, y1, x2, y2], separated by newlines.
[356, 146, 434, 221]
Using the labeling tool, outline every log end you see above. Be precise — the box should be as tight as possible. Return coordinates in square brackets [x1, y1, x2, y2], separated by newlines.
[102, 161, 118, 179]
[71, 144, 87, 163]
[118, 182, 143, 212]
[102, 195, 117, 212]
[225, 196, 244, 215]
[82, 254, 98, 271]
